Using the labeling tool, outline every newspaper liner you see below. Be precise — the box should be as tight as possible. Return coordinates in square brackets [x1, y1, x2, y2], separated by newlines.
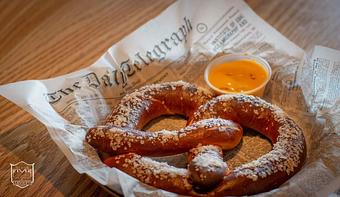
[0, 0, 339, 196]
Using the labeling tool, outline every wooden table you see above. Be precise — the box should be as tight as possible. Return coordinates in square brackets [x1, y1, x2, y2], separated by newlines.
[1, 0, 340, 196]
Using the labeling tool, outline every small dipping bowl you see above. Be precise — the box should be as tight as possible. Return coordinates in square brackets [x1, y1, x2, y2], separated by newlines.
[204, 54, 272, 97]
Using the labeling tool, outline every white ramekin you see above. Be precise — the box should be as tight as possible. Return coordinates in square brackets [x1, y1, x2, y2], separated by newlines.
[204, 54, 272, 97]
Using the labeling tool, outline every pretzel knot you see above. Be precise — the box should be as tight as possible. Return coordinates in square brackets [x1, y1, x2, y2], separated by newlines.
[86, 81, 306, 196]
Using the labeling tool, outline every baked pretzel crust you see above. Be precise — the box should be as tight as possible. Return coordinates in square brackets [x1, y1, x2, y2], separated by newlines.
[86, 81, 306, 196]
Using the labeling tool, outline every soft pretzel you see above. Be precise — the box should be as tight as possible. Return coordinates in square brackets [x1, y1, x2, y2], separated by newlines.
[86, 81, 306, 196]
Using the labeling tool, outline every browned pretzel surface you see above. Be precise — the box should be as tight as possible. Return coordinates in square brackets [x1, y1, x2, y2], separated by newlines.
[86, 81, 306, 196]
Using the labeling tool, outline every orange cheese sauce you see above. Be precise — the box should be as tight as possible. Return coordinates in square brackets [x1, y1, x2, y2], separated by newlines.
[208, 59, 268, 93]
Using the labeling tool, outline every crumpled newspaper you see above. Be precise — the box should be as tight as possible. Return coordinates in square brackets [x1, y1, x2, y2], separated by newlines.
[0, 0, 339, 196]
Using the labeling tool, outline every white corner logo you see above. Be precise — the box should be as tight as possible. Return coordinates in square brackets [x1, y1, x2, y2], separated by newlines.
[10, 161, 35, 188]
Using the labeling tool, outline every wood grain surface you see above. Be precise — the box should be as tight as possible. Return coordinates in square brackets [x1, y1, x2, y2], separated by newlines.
[1, 0, 340, 196]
